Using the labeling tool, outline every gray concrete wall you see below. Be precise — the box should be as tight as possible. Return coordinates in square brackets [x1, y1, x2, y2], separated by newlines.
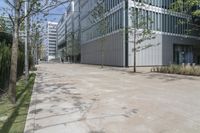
[162, 34, 200, 65]
[81, 31, 125, 66]
[81, 32, 200, 67]
[128, 34, 200, 66]
[128, 34, 163, 66]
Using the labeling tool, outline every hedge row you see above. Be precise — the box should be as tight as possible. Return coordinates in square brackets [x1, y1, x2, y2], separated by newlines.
[0, 32, 26, 94]
[0, 42, 11, 93]
[152, 65, 200, 76]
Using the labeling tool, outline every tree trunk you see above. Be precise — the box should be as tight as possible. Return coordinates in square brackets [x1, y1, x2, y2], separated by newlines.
[73, 55, 76, 63]
[133, 29, 137, 73]
[25, 0, 29, 84]
[101, 38, 104, 68]
[27, 0, 31, 67]
[8, 1, 20, 104]
[36, 40, 38, 65]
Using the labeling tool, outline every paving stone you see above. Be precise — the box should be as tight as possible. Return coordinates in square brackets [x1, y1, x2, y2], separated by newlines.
[24, 63, 200, 133]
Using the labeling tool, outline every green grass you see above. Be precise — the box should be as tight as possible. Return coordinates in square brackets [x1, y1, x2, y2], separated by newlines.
[0, 73, 36, 133]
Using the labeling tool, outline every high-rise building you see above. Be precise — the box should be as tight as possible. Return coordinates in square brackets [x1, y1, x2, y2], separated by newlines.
[46, 21, 58, 61]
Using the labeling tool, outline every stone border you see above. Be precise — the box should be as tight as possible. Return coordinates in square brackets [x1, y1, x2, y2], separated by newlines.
[24, 73, 38, 133]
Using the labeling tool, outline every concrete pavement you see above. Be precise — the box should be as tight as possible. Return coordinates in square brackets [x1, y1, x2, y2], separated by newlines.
[24, 63, 200, 133]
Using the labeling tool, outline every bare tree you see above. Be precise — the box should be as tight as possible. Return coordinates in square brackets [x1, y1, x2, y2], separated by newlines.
[4, 0, 70, 104]
[129, 1, 156, 72]
[91, 0, 108, 68]
[170, 0, 200, 36]
[73, 34, 80, 63]
[31, 22, 42, 65]
[7, 0, 20, 103]
[0, 16, 8, 32]
[66, 32, 73, 63]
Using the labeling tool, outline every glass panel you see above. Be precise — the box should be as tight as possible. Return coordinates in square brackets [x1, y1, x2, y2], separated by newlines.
[174, 45, 194, 64]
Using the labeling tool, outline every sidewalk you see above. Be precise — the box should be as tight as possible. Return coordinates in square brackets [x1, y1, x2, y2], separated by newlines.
[24, 63, 200, 133]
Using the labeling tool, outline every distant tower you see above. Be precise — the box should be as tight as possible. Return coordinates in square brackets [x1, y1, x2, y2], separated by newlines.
[46, 21, 58, 61]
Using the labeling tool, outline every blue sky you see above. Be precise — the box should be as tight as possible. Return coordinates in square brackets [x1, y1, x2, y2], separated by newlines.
[0, 1, 66, 22]
[0, 1, 7, 7]
[0, 0, 9, 13]
[46, 5, 66, 22]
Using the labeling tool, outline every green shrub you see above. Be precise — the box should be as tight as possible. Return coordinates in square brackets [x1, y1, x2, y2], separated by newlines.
[169, 65, 181, 74]
[154, 65, 200, 76]
[196, 67, 200, 76]
[0, 32, 29, 94]
[0, 42, 11, 93]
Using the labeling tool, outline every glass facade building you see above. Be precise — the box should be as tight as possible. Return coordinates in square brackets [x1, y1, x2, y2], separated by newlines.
[57, 0, 200, 66]
[57, 0, 81, 62]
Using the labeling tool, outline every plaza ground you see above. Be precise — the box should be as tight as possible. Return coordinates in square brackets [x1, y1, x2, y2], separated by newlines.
[24, 63, 200, 133]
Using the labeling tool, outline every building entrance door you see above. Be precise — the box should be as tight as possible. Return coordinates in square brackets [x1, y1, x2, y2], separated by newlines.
[198, 56, 200, 64]
[174, 45, 193, 64]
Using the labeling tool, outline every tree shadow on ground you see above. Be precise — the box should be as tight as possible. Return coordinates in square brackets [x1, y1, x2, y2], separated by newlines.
[0, 74, 35, 133]
[30, 80, 139, 132]
[16, 74, 35, 101]
[26, 70, 140, 132]
[89, 131, 105, 133]
[32, 108, 138, 132]
[27, 79, 85, 118]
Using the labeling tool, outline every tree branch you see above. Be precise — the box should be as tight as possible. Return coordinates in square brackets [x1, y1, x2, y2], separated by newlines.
[4, 0, 15, 10]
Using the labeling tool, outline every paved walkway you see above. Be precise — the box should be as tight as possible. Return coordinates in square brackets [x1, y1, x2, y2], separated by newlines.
[24, 64, 200, 133]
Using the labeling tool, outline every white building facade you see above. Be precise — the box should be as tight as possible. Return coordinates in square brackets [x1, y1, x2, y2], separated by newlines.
[46, 21, 58, 61]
